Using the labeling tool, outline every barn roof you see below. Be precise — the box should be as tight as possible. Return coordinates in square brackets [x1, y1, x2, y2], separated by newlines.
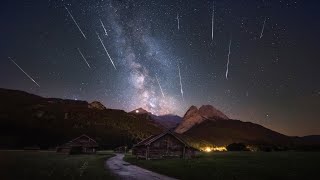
[134, 131, 190, 147]
[59, 134, 98, 148]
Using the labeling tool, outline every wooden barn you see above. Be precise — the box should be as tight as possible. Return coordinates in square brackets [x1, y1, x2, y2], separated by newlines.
[114, 146, 127, 153]
[132, 131, 197, 159]
[56, 134, 98, 154]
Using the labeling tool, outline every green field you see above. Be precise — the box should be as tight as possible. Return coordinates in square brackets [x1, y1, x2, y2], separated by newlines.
[0, 150, 115, 180]
[125, 152, 320, 180]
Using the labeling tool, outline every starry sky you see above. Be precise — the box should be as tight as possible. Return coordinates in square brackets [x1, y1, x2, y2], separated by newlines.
[0, 0, 319, 136]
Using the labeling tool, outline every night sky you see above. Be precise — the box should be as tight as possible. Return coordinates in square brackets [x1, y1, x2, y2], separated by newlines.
[0, 0, 319, 136]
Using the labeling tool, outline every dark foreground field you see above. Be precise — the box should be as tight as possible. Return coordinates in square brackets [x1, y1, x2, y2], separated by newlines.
[0, 150, 115, 180]
[125, 152, 320, 180]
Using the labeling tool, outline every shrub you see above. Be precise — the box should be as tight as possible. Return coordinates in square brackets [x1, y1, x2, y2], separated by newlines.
[226, 143, 248, 151]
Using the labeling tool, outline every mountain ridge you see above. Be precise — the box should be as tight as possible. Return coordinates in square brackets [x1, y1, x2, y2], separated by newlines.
[0, 88, 319, 150]
[175, 105, 229, 133]
[0, 88, 163, 149]
[129, 107, 182, 129]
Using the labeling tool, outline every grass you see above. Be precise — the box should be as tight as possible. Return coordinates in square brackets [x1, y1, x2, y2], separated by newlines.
[125, 151, 320, 180]
[0, 150, 115, 180]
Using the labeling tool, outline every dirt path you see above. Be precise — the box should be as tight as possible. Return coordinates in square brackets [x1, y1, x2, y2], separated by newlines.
[106, 153, 178, 180]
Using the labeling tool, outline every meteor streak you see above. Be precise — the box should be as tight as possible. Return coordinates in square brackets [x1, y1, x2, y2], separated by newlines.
[99, 19, 108, 36]
[178, 64, 184, 100]
[176, 13, 180, 30]
[211, 1, 215, 41]
[64, 5, 87, 39]
[77, 48, 91, 68]
[225, 36, 232, 80]
[9, 57, 40, 87]
[260, 17, 267, 39]
[96, 32, 116, 70]
[155, 74, 165, 98]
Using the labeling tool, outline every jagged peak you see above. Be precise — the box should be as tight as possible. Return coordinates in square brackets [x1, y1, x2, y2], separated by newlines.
[130, 107, 150, 114]
[175, 104, 229, 134]
[198, 104, 229, 119]
[183, 105, 199, 118]
[88, 101, 106, 110]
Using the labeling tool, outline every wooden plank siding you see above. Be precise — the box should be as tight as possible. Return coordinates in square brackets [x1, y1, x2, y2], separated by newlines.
[132, 131, 197, 159]
[56, 134, 98, 154]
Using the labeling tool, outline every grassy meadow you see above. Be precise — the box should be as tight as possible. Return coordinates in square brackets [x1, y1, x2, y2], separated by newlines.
[0, 150, 115, 180]
[125, 151, 320, 180]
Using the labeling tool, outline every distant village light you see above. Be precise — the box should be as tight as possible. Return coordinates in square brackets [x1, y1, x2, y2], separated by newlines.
[212, 146, 227, 151]
[202, 146, 227, 152]
[135, 110, 139, 113]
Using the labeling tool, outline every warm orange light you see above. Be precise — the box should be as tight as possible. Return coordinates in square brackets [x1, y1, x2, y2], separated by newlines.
[202, 146, 226, 152]
[212, 146, 227, 151]
[204, 147, 212, 152]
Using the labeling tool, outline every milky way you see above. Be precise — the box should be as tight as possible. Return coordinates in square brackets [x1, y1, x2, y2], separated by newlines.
[104, 2, 180, 115]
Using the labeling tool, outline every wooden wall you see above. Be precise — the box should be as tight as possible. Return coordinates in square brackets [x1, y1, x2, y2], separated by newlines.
[132, 134, 195, 159]
[148, 134, 184, 158]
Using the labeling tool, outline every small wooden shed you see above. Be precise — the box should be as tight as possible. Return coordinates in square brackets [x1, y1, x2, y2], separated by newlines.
[56, 134, 98, 154]
[114, 146, 127, 153]
[132, 131, 197, 159]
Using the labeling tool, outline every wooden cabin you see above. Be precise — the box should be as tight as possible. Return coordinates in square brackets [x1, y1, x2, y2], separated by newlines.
[56, 134, 98, 154]
[114, 146, 127, 153]
[132, 131, 197, 159]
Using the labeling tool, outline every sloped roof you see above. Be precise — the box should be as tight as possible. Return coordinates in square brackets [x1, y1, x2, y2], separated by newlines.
[59, 134, 98, 148]
[134, 131, 189, 147]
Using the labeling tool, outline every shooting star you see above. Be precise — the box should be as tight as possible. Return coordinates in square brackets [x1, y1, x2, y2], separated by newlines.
[9, 57, 40, 87]
[211, 1, 215, 41]
[96, 32, 116, 70]
[176, 12, 180, 30]
[178, 64, 184, 100]
[77, 48, 91, 68]
[155, 74, 165, 98]
[99, 19, 108, 36]
[260, 17, 267, 39]
[64, 5, 87, 39]
[225, 36, 232, 80]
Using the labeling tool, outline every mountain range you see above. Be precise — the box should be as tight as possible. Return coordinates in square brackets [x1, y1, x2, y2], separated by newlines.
[0, 88, 163, 149]
[0, 88, 319, 150]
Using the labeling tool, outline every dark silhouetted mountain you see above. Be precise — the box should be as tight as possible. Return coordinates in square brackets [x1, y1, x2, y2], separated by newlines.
[0, 88, 319, 151]
[293, 135, 320, 145]
[129, 108, 182, 129]
[88, 101, 106, 110]
[150, 114, 182, 129]
[129, 108, 150, 114]
[184, 119, 291, 146]
[176, 105, 320, 149]
[0, 88, 163, 149]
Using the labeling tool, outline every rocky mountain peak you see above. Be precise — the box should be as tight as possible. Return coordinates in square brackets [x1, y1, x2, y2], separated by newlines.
[183, 105, 198, 119]
[175, 105, 228, 134]
[198, 105, 229, 119]
[130, 108, 150, 114]
[88, 101, 106, 110]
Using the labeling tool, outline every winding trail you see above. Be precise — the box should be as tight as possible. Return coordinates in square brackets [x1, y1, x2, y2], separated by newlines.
[106, 154, 178, 180]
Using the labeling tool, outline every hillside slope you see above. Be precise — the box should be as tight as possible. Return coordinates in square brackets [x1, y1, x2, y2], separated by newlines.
[0, 88, 163, 149]
[130, 108, 182, 129]
[184, 119, 291, 146]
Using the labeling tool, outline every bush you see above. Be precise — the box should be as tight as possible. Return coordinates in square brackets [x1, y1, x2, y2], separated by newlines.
[226, 143, 248, 151]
